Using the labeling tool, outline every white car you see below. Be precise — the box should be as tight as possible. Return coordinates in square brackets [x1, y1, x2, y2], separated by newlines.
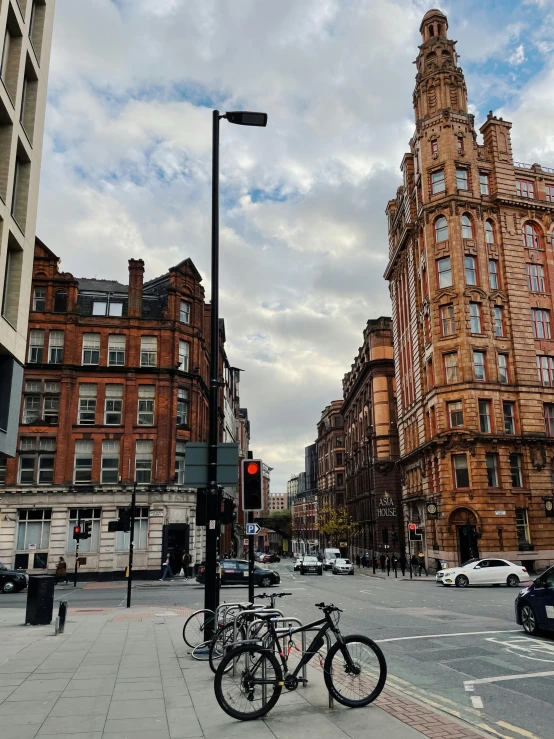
[436, 558, 529, 588]
[293, 556, 304, 572]
[332, 558, 354, 576]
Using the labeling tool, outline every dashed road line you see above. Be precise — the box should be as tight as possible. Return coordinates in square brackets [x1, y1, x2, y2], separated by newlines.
[464, 669, 554, 687]
[470, 695, 483, 709]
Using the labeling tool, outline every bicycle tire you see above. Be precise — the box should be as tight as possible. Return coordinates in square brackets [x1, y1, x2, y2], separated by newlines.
[214, 644, 283, 721]
[191, 640, 211, 661]
[323, 634, 387, 707]
[183, 608, 214, 648]
[209, 621, 246, 674]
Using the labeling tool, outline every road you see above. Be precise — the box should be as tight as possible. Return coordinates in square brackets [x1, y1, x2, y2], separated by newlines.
[2, 562, 553, 739]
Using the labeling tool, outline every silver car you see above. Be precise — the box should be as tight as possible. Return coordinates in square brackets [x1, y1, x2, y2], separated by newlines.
[332, 558, 354, 575]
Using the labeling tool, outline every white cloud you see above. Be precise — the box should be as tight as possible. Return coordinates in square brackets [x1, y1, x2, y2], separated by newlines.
[37, 0, 552, 491]
[509, 44, 526, 66]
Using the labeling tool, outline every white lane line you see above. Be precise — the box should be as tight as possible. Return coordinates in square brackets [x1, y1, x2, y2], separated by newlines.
[471, 696, 483, 709]
[376, 629, 521, 643]
[465, 670, 554, 687]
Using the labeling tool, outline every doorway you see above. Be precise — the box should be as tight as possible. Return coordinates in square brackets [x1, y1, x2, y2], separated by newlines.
[162, 524, 190, 576]
[457, 524, 479, 564]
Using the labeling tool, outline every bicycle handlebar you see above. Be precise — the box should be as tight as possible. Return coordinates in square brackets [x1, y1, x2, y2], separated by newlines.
[315, 602, 343, 613]
[255, 591, 292, 600]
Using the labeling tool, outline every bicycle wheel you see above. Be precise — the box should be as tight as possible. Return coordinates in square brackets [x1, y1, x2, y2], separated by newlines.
[191, 641, 211, 661]
[324, 634, 387, 707]
[214, 644, 283, 721]
[209, 621, 246, 674]
[183, 609, 214, 648]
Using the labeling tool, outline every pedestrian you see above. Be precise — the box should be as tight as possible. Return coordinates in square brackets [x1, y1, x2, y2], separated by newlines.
[55, 556, 68, 585]
[410, 553, 418, 576]
[182, 551, 191, 580]
[418, 551, 428, 577]
[392, 554, 398, 577]
[380, 553, 386, 573]
[356, 554, 361, 568]
[386, 555, 391, 576]
[160, 552, 174, 581]
[399, 552, 406, 576]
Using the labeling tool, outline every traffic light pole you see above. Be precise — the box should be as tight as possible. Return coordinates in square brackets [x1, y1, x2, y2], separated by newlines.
[127, 482, 137, 608]
[248, 511, 255, 604]
[204, 109, 221, 638]
[73, 513, 80, 588]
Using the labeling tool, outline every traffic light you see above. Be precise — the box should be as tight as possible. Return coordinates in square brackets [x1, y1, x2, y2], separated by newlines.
[107, 509, 132, 532]
[81, 521, 92, 540]
[119, 508, 131, 532]
[73, 525, 81, 541]
[221, 498, 235, 525]
[242, 459, 263, 512]
[408, 523, 423, 541]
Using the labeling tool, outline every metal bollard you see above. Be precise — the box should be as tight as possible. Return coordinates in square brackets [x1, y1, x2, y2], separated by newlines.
[55, 600, 68, 635]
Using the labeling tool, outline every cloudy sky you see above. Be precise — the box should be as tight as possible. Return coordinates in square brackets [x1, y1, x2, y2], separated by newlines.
[37, 0, 554, 492]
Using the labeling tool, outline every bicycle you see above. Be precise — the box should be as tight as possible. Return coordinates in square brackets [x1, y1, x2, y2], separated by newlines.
[182, 608, 215, 649]
[209, 592, 292, 674]
[213, 601, 387, 721]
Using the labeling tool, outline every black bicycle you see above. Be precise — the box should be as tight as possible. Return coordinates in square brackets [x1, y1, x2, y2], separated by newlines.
[214, 601, 387, 720]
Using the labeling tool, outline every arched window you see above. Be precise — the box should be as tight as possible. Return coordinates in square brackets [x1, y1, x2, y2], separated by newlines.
[54, 290, 67, 313]
[435, 216, 449, 243]
[485, 220, 495, 244]
[522, 222, 541, 249]
[461, 214, 473, 239]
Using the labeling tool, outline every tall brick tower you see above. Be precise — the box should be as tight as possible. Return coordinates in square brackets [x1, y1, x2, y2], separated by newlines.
[385, 9, 554, 573]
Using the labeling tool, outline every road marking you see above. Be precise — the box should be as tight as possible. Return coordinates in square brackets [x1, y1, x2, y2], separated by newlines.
[464, 669, 554, 687]
[471, 695, 483, 709]
[464, 684, 474, 692]
[376, 629, 520, 643]
[497, 721, 543, 739]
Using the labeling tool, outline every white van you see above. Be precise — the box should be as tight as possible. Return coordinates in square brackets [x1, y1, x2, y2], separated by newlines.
[323, 548, 341, 570]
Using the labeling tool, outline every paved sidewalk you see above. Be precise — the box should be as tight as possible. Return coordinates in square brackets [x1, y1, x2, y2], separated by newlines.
[0, 606, 492, 739]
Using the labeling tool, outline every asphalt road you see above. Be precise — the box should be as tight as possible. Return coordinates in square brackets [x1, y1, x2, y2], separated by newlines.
[2, 562, 553, 739]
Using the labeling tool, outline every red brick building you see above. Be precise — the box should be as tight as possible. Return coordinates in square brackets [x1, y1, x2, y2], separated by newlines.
[292, 494, 317, 555]
[385, 10, 554, 573]
[0, 238, 239, 577]
[342, 317, 403, 562]
[316, 400, 345, 548]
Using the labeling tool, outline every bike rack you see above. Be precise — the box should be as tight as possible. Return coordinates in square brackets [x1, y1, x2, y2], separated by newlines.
[228, 608, 284, 678]
[215, 601, 253, 628]
[300, 625, 334, 708]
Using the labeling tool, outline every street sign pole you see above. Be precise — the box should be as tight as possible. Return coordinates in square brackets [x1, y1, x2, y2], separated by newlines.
[248, 512, 255, 603]
[204, 109, 221, 640]
[127, 482, 136, 609]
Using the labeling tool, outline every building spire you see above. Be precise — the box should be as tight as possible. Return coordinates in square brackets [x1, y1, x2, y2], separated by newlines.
[413, 9, 468, 123]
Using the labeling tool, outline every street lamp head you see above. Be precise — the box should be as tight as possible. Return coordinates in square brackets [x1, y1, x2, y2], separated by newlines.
[225, 111, 267, 127]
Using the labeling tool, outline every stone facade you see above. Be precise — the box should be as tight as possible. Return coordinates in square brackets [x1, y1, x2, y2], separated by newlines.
[342, 317, 403, 561]
[385, 9, 554, 573]
[316, 400, 346, 547]
[0, 238, 240, 577]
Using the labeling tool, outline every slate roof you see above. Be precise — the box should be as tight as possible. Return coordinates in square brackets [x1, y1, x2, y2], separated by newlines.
[77, 279, 129, 293]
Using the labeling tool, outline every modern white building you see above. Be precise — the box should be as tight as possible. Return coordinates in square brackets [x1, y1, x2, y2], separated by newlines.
[0, 0, 55, 457]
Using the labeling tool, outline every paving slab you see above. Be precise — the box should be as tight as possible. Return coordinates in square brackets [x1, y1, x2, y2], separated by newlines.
[0, 604, 493, 739]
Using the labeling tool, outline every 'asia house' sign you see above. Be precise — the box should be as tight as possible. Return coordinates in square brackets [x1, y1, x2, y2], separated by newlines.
[376, 496, 397, 518]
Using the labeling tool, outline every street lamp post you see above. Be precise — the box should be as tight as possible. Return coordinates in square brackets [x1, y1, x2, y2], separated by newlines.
[204, 110, 267, 637]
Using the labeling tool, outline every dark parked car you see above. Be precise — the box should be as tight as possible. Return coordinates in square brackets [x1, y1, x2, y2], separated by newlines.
[0, 564, 27, 594]
[196, 559, 280, 588]
[300, 556, 323, 576]
[515, 565, 554, 635]
[262, 554, 281, 564]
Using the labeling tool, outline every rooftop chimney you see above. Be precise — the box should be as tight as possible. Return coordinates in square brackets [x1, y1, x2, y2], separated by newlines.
[128, 259, 144, 317]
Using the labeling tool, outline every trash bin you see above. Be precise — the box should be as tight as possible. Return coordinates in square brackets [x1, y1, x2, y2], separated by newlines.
[25, 574, 55, 626]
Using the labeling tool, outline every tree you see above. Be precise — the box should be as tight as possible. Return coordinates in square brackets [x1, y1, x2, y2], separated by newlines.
[267, 509, 291, 537]
[318, 504, 360, 547]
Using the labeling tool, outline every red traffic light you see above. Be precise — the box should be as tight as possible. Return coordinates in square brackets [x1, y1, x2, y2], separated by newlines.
[73, 525, 81, 534]
[246, 462, 259, 475]
[408, 523, 417, 531]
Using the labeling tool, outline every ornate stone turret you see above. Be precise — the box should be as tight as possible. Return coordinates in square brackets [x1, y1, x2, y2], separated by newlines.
[413, 8, 468, 122]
